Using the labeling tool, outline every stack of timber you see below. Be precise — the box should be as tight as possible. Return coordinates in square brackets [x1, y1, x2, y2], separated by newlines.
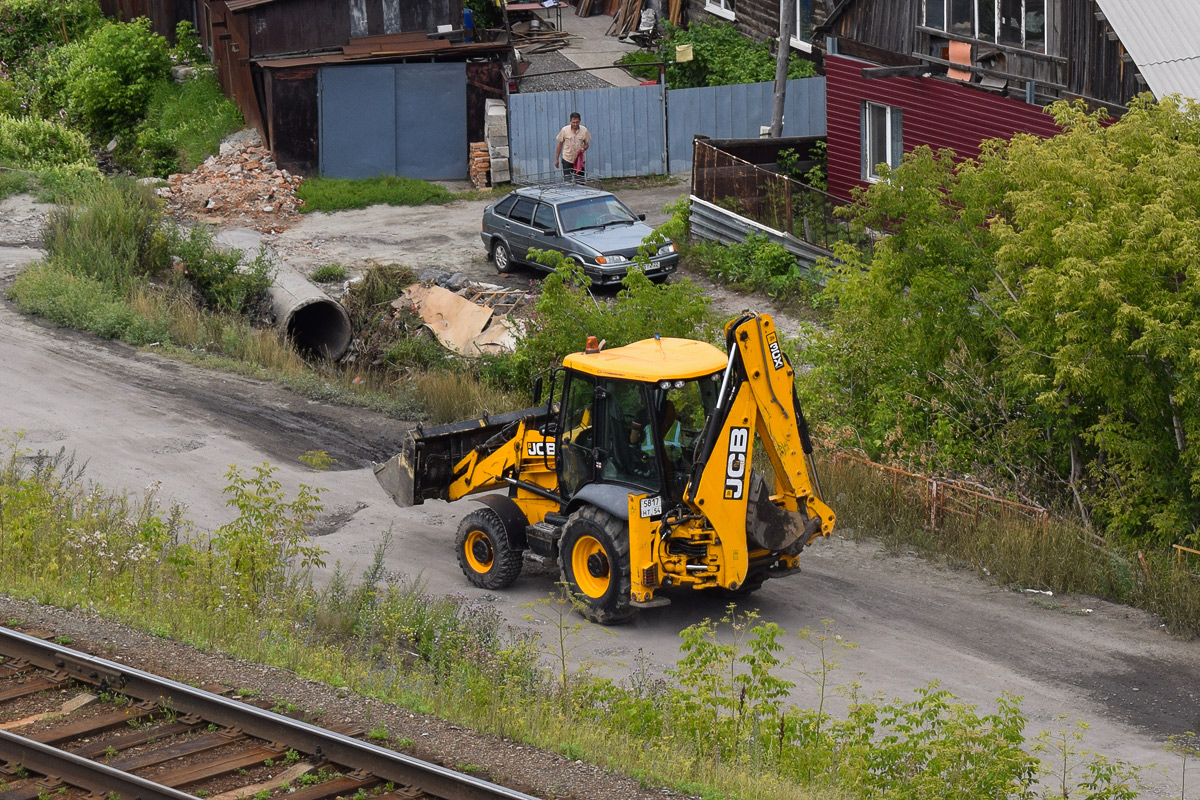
[469, 142, 491, 190]
[511, 23, 573, 52]
[575, 0, 593, 15]
[667, 0, 683, 24]
[606, 0, 643, 36]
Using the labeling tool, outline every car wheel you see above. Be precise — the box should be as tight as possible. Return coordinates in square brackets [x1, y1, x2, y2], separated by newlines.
[492, 240, 512, 273]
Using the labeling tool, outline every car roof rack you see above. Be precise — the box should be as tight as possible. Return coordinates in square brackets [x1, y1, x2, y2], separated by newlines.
[512, 171, 603, 192]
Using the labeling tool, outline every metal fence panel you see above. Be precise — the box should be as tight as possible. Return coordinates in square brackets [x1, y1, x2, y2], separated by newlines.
[509, 84, 666, 182]
[666, 77, 826, 174]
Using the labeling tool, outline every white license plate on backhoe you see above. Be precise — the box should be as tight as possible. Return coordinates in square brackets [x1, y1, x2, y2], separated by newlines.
[639, 495, 662, 518]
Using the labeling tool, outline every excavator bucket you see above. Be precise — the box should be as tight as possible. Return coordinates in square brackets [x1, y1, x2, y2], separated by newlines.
[373, 405, 553, 507]
[373, 436, 419, 508]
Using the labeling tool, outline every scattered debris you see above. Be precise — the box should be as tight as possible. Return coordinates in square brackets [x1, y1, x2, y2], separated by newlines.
[394, 283, 520, 356]
[1023, 588, 1054, 596]
[156, 131, 304, 233]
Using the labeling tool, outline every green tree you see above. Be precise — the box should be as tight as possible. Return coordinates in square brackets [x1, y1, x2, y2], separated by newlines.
[810, 95, 1200, 544]
[0, 0, 103, 67]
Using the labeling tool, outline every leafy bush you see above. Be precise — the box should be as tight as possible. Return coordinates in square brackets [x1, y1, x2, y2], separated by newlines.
[0, 75, 20, 116]
[66, 18, 171, 136]
[170, 20, 204, 65]
[618, 21, 817, 89]
[0, 114, 92, 168]
[170, 225, 274, 314]
[311, 264, 349, 283]
[19, 40, 80, 121]
[691, 232, 813, 301]
[501, 252, 715, 391]
[123, 74, 242, 176]
[0, 0, 103, 68]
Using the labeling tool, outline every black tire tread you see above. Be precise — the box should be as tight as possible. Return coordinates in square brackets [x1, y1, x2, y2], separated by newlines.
[558, 505, 633, 624]
[455, 508, 523, 590]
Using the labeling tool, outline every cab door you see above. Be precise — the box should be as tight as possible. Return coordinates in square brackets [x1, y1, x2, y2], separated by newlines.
[557, 372, 597, 500]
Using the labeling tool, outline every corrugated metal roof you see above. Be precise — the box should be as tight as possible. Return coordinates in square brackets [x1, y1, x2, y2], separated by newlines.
[1093, 0, 1200, 100]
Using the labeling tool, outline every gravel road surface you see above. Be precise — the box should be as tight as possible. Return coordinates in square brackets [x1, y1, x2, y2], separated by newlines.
[0, 190, 1195, 797]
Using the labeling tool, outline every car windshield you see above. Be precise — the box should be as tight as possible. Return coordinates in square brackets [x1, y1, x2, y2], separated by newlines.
[558, 196, 638, 233]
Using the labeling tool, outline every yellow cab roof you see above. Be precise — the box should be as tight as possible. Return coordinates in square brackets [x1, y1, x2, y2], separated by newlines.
[562, 337, 727, 382]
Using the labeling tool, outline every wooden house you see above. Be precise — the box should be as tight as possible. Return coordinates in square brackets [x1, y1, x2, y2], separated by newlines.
[686, 0, 1200, 200]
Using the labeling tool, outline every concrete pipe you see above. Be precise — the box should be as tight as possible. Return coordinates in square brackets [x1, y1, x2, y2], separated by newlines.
[267, 264, 352, 360]
[213, 229, 351, 361]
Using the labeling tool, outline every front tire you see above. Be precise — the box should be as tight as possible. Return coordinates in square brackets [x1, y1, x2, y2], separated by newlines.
[558, 506, 633, 624]
[492, 240, 512, 273]
[455, 508, 523, 589]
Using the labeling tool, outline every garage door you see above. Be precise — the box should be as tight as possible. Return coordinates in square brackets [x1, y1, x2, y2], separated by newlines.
[319, 63, 467, 180]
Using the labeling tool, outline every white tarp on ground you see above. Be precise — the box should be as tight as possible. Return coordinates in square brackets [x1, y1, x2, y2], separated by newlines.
[395, 284, 517, 356]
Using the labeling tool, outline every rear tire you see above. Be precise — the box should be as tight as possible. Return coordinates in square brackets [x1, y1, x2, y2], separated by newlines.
[558, 506, 633, 624]
[492, 240, 512, 273]
[455, 508, 523, 589]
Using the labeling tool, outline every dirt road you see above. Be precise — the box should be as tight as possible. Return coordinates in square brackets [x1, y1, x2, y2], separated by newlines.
[0, 191, 1195, 795]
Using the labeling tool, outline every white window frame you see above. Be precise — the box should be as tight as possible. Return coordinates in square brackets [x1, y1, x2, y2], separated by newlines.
[863, 102, 901, 183]
[790, 0, 813, 52]
[705, 0, 735, 21]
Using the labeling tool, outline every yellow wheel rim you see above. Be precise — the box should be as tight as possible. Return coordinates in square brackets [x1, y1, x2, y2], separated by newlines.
[463, 529, 494, 574]
[572, 534, 610, 598]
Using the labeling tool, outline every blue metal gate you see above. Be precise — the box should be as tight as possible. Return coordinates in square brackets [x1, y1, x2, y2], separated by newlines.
[319, 63, 467, 180]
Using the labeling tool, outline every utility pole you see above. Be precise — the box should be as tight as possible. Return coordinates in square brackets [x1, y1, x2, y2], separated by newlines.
[769, 0, 794, 137]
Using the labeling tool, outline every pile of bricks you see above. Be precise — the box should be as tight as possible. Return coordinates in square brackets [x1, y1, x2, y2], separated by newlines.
[469, 141, 491, 189]
[156, 135, 304, 232]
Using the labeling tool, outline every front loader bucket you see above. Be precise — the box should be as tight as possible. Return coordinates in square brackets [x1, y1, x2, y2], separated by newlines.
[373, 404, 553, 507]
[373, 436, 419, 508]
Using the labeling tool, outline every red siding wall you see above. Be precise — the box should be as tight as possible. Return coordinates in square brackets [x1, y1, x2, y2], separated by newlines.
[826, 54, 1063, 200]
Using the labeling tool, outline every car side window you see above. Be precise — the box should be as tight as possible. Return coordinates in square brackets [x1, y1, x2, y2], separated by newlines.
[509, 197, 536, 225]
[533, 203, 557, 233]
[493, 195, 517, 217]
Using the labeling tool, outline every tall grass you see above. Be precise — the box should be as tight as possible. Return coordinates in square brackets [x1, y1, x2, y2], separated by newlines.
[822, 455, 1200, 637]
[0, 441, 1141, 800]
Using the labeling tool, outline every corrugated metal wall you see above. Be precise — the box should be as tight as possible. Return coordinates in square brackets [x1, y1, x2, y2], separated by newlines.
[508, 85, 668, 181]
[508, 77, 826, 179]
[666, 77, 826, 172]
[825, 53, 1063, 199]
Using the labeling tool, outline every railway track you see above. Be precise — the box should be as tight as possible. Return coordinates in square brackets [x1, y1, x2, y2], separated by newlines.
[0, 626, 541, 800]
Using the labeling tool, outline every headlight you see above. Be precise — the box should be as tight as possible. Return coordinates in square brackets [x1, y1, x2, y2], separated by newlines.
[658, 243, 676, 254]
[595, 254, 628, 265]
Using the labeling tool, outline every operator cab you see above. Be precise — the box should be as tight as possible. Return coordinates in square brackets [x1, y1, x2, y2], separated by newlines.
[556, 337, 726, 506]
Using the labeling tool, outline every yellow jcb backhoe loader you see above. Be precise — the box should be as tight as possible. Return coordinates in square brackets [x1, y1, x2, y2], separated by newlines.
[374, 311, 835, 623]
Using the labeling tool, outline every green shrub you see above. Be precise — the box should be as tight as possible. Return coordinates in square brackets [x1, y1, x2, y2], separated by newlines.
[20, 40, 80, 121]
[0, 114, 92, 168]
[0, 75, 20, 116]
[66, 18, 171, 136]
[617, 21, 817, 89]
[170, 20, 204, 65]
[124, 74, 242, 175]
[692, 232, 811, 301]
[0, 0, 103, 67]
[171, 225, 274, 314]
[501, 253, 716, 390]
[43, 176, 168, 288]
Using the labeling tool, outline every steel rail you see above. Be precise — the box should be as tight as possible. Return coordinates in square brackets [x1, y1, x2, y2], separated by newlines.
[0, 728, 198, 800]
[0, 626, 541, 800]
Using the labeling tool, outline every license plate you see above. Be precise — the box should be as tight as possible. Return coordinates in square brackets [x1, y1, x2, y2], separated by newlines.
[640, 495, 662, 518]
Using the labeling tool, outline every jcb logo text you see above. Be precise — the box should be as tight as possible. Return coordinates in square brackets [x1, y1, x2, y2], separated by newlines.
[724, 427, 749, 500]
[766, 332, 785, 371]
[527, 441, 556, 457]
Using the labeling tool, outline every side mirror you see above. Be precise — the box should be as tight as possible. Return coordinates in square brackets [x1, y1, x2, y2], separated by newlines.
[637, 213, 646, 221]
[543, 228, 557, 236]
